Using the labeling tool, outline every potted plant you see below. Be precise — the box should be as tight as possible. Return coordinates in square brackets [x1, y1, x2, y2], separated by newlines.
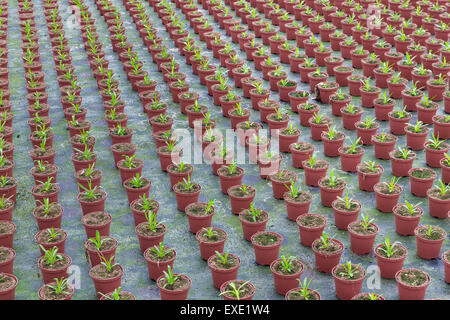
[270, 256, 304, 295]
[135, 210, 166, 254]
[303, 154, 329, 187]
[289, 142, 314, 169]
[38, 277, 74, 300]
[443, 250, 450, 284]
[426, 74, 447, 101]
[296, 213, 326, 247]
[348, 214, 379, 254]
[85, 230, 118, 267]
[81, 211, 112, 239]
[196, 227, 227, 261]
[426, 180, 450, 219]
[388, 107, 411, 136]
[360, 78, 381, 109]
[424, 133, 449, 168]
[219, 279, 255, 300]
[143, 241, 176, 282]
[395, 268, 430, 300]
[157, 266, 191, 300]
[308, 112, 332, 141]
[208, 251, 241, 289]
[356, 161, 384, 192]
[311, 233, 344, 273]
[333, 65, 353, 87]
[185, 200, 215, 234]
[332, 261, 366, 300]
[338, 137, 364, 172]
[441, 154, 450, 184]
[374, 177, 403, 213]
[408, 167, 437, 198]
[389, 147, 416, 177]
[374, 236, 408, 279]
[320, 126, 344, 158]
[285, 278, 321, 300]
[172, 176, 201, 212]
[432, 115, 450, 140]
[331, 194, 361, 230]
[298, 102, 320, 127]
[328, 90, 350, 117]
[251, 231, 282, 266]
[38, 246, 71, 284]
[404, 121, 429, 151]
[257, 151, 282, 179]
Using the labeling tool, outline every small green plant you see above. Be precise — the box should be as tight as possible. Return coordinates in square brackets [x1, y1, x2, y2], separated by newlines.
[359, 213, 375, 231]
[219, 280, 250, 300]
[337, 261, 361, 279]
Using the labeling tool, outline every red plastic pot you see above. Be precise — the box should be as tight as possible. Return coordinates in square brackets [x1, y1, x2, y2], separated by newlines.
[81, 212, 112, 239]
[338, 148, 364, 172]
[0, 273, 17, 300]
[207, 253, 240, 289]
[0, 247, 14, 274]
[374, 183, 402, 213]
[270, 258, 304, 295]
[284, 191, 313, 222]
[251, 231, 282, 266]
[332, 264, 366, 300]
[374, 243, 407, 279]
[395, 269, 430, 300]
[144, 246, 176, 281]
[331, 199, 361, 230]
[196, 227, 227, 261]
[89, 264, 124, 298]
[296, 214, 327, 247]
[372, 135, 398, 160]
[239, 210, 269, 241]
[348, 222, 379, 255]
[303, 160, 329, 187]
[85, 237, 118, 267]
[38, 254, 71, 284]
[227, 185, 256, 214]
[424, 142, 449, 168]
[405, 127, 429, 150]
[393, 204, 423, 236]
[389, 152, 416, 177]
[185, 202, 214, 234]
[356, 163, 384, 192]
[312, 238, 344, 274]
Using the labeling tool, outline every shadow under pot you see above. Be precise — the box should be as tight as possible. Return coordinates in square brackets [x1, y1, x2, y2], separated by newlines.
[196, 227, 227, 261]
[251, 231, 282, 266]
[207, 252, 241, 289]
[144, 245, 176, 282]
[374, 242, 408, 279]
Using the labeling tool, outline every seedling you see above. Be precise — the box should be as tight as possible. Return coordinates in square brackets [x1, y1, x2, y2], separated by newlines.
[218, 280, 250, 300]
[359, 213, 375, 231]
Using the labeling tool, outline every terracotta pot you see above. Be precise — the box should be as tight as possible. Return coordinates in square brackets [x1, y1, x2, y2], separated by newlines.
[424, 142, 449, 168]
[289, 143, 314, 168]
[173, 183, 201, 212]
[416, 225, 445, 259]
[38, 254, 71, 284]
[318, 178, 346, 207]
[303, 160, 329, 187]
[89, 264, 124, 298]
[185, 202, 215, 234]
[81, 211, 112, 239]
[144, 246, 176, 282]
[372, 135, 398, 159]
